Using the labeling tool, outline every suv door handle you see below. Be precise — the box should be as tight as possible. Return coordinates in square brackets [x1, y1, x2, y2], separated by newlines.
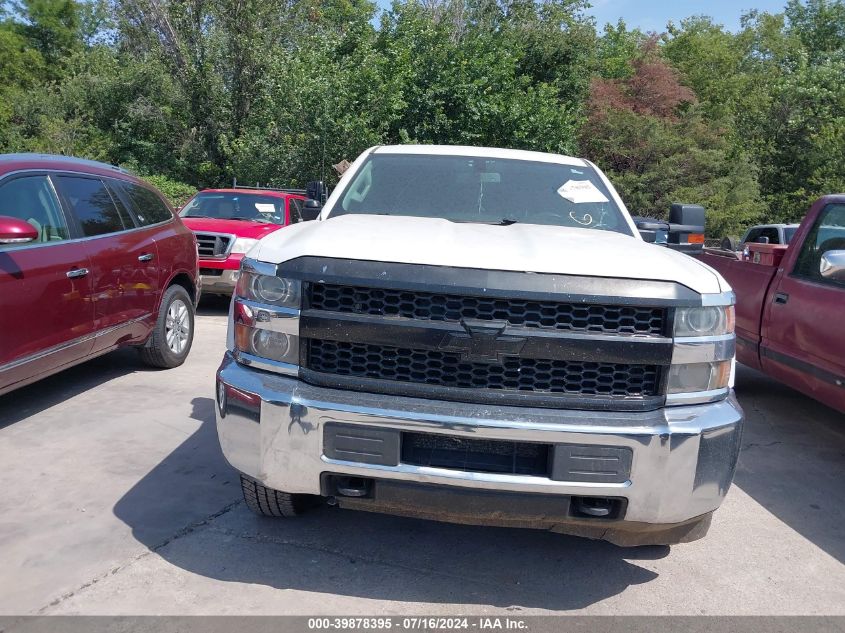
[138, 253, 155, 262]
[66, 268, 89, 279]
[774, 292, 789, 304]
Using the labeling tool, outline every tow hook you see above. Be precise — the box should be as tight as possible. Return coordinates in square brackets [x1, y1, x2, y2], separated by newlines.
[572, 496, 614, 518]
[335, 476, 371, 498]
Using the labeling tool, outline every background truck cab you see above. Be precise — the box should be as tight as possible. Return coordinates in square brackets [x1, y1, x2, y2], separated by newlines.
[179, 186, 308, 296]
[699, 195, 845, 413]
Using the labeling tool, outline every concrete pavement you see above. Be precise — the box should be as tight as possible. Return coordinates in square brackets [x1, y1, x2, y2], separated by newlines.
[0, 297, 843, 615]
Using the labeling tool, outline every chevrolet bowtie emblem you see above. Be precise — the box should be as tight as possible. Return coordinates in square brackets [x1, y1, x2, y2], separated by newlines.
[438, 318, 526, 363]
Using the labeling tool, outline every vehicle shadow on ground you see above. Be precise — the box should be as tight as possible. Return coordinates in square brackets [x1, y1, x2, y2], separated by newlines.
[732, 364, 845, 564]
[197, 294, 231, 316]
[0, 348, 153, 431]
[114, 397, 667, 611]
[0, 296, 227, 432]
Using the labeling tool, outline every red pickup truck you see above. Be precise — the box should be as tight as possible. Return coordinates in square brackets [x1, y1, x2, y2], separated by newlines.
[699, 195, 845, 413]
[179, 187, 308, 296]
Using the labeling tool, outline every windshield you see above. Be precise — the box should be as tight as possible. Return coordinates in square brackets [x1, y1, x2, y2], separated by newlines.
[329, 154, 632, 235]
[180, 192, 285, 224]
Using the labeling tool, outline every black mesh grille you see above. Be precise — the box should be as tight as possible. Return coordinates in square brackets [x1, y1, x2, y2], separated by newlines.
[307, 339, 660, 397]
[309, 283, 667, 335]
[401, 432, 550, 476]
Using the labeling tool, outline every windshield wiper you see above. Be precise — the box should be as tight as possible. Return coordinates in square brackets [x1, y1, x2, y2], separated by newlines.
[228, 216, 270, 222]
[448, 217, 519, 226]
[327, 212, 393, 219]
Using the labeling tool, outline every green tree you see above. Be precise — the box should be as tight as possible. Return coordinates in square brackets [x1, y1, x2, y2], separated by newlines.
[13, 0, 82, 75]
[581, 42, 765, 237]
[784, 0, 845, 62]
[595, 19, 646, 79]
[662, 16, 748, 122]
[737, 0, 845, 219]
[376, 0, 584, 153]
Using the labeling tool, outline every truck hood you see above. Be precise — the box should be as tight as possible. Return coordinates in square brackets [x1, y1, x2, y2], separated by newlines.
[181, 217, 284, 239]
[252, 214, 723, 295]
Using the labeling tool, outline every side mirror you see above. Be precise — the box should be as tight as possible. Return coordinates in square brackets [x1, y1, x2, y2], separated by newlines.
[820, 250, 845, 282]
[301, 199, 322, 221]
[667, 203, 705, 253]
[306, 181, 327, 204]
[634, 204, 705, 253]
[0, 216, 38, 244]
[755, 236, 770, 244]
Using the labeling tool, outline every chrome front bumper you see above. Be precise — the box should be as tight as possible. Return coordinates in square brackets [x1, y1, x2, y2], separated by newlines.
[201, 269, 239, 295]
[215, 352, 743, 530]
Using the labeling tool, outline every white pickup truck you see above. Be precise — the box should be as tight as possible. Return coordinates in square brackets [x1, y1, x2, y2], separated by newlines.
[215, 145, 743, 546]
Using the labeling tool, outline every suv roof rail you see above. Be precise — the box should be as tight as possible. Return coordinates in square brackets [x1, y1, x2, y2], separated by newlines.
[231, 178, 306, 195]
[0, 153, 132, 174]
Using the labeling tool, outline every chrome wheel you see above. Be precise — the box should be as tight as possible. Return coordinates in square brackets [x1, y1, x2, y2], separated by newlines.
[165, 299, 190, 354]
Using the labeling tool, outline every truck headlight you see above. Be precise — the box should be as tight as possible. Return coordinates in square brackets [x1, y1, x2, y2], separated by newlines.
[231, 237, 259, 254]
[235, 323, 299, 365]
[236, 272, 301, 308]
[674, 306, 734, 337]
[231, 264, 301, 374]
[667, 361, 732, 395]
[668, 300, 735, 404]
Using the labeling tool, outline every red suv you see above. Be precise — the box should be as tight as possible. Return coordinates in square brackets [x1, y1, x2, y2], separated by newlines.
[0, 154, 199, 396]
[178, 187, 308, 295]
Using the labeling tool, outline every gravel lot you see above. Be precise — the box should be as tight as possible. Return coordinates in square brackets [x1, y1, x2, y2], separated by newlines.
[1, 297, 843, 615]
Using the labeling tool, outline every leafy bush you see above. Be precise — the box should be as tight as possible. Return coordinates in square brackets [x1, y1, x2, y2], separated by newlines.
[142, 174, 197, 207]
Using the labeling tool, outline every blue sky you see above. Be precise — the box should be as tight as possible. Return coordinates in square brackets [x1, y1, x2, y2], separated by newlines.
[586, 0, 788, 32]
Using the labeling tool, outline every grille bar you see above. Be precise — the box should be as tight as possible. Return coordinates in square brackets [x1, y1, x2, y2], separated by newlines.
[306, 339, 661, 398]
[300, 313, 673, 365]
[195, 232, 233, 259]
[309, 282, 668, 336]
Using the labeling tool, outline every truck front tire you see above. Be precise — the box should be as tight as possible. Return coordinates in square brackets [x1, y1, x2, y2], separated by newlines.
[240, 475, 313, 518]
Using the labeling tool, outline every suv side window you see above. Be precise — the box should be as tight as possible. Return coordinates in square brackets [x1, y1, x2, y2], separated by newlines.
[288, 198, 303, 224]
[0, 175, 69, 246]
[793, 203, 845, 287]
[119, 182, 173, 225]
[104, 180, 138, 227]
[53, 175, 131, 237]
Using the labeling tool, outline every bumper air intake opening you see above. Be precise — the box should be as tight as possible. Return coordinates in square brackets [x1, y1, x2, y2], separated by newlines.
[400, 432, 551, 476]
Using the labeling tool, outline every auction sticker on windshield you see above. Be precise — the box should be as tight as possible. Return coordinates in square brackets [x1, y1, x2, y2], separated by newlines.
[557, 180, 609, 204]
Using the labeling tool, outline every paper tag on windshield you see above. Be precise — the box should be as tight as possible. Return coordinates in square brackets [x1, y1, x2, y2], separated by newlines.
[255, 203, 276, 215]
[557, 180, 609, 204]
